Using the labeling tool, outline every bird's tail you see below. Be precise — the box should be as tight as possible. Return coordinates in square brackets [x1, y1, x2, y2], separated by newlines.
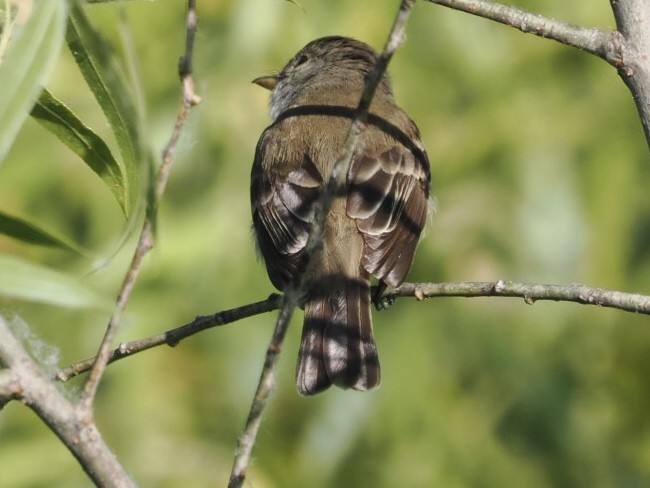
[296, 272, 380, 395]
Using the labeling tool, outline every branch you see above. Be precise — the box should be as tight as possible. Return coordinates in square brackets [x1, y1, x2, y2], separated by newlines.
[383, 280, 650, 314]
[0, 317, 135, 487]
[227, 1, 418, 486]
[610, 0, 650, 150]
[57, 278, 650, 385]
[427, 0, 620, 60]
[228, 298, 296, 488]
[79, 0, 201, 410]
[56, 295, 282, 382]
[426, 0, 650, 150]
[0, 369, 18, 410]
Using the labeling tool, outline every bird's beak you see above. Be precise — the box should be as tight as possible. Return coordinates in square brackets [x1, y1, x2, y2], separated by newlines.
[252, 75, 279, 91]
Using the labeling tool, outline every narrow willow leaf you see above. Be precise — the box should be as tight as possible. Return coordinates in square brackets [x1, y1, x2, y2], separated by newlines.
[0, 254, 111, 309]
[31, 89, 127, 213]
[0, 210, 87, 256]
[67, 2, 143, 215]
[0, 0, 68, 164]
[118, 12, 147, 127]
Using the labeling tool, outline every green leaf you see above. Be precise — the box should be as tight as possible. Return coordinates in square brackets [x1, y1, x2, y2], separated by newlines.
[30, 89, 128, 213]
[67, 2, 143, 216]
[0, 209, 87, 256]
[0, 0, 68, 165]
[0, 254, 111, 309]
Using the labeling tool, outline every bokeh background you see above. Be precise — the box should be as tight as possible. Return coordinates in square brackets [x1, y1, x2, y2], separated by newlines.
[1, 0, 650, 486]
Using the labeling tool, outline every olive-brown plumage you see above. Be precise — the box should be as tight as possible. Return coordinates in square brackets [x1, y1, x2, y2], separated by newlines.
[251, 36, 430, 395]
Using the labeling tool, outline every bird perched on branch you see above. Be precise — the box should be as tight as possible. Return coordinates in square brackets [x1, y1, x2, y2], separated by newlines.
[251, 36, 431, 395]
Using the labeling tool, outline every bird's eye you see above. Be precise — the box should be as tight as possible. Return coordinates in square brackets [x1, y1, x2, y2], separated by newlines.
[295, 54, 309, 67]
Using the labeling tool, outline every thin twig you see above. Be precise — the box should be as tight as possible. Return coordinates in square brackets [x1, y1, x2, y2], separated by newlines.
[79, 0, 201, 411]
[383, 280, 650, 314]
[227, 1, 417, 487]
[228, 296, 297, 488]
[56, 295, 282, 382]
[57, 279, 650, 384]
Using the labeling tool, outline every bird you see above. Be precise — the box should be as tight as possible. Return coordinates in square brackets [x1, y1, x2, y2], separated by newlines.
[250, 36, 431, 395]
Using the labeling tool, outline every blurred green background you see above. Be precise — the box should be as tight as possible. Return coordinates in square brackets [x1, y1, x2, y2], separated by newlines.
[1, 0, 650, 486]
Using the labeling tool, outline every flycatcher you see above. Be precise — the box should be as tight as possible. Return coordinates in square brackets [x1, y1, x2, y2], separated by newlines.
[251, 36, 431, 395]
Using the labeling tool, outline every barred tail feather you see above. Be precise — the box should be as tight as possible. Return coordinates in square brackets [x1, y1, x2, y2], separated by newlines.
[296, 273, 380, 396]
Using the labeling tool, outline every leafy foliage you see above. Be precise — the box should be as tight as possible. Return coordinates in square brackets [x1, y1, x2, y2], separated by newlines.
[0, 0, 149, 309]
[0, 0, 67, 165]
[0, 254, 109, 308]
[30, 89, 126, 213]
[66, 1, 144, 216]
[0, 209, 86, 254]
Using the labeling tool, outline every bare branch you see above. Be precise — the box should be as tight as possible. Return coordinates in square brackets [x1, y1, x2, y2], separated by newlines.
[57, 295, 282, 383]
[384, 280, 650, 314]
[427, 0, 618, 59]
[57, 278, 650, 387]
[79, 0, 201, 410]
[0, 369, 18, 409]
[610, 0, 650, 149]
[227, 1, 418, 486]
[228, 296, 296, 488]
[426, 0, 650, 150]
[0, 317, 135, 487]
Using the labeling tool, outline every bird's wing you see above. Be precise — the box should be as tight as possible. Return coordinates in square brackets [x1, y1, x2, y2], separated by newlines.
[347, 126, 430, 287]
[251, 128, 323, 289]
